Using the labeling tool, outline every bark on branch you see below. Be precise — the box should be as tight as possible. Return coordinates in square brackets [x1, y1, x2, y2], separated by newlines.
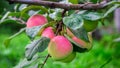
[9, 0, 109, 10]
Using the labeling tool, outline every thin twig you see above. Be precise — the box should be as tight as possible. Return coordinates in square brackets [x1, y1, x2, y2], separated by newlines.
[8, 0, 109, 10]
[10, 17, 26, 24]
[40, 54, 50, 68]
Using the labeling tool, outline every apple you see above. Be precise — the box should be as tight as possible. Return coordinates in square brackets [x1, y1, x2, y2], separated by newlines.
[26, 14, 47, 28]
[41, 27, 55, 39]
[48, 36, 73, 61]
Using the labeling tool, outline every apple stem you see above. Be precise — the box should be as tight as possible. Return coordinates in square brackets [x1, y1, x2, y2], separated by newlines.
[40, 54, 50, 68]
[55, 9, 67, 35]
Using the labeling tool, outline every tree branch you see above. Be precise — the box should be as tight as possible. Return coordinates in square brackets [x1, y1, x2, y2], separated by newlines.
[9, 0, 109, 10]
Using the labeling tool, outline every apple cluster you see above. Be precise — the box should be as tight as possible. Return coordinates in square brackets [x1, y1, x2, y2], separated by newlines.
[26, 14, 92, 63]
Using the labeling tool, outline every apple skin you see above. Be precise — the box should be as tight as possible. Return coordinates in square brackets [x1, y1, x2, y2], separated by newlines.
[59, 52, 76, 63]
[48, 36, 73, 61]
[26, 14, 47, 28]
[41, 27, 55, 39]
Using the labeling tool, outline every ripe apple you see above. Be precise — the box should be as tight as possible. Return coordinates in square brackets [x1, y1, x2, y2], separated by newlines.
[26, 14, 47, 28]
[41, 27, 55, 39]
[48, 36, 73, 61]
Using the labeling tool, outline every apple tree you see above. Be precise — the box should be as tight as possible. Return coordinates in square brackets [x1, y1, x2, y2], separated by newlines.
[0, 0, 120, 68]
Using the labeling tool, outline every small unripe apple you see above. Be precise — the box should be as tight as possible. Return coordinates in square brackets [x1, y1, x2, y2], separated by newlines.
[26, 14, 47, 28]
[48, 36, 73, 61]
[41, 27, 55, 39]
[59, 52, 76, 63]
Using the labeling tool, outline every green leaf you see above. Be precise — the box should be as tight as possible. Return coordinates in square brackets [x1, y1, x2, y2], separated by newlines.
[14, 54, 42, 68]
[21, 5, 48, 17]
[0, 19, 17, 24]
[0, 12, 10, 23]
[0, 0, 15, 14]
[90, 0, 100, 3]
[49, 9, 62, 21]
[3, 38, 11, 48]
[63, 14, 89, 42]
[65, 34, 87, 53]
[69, 0, 78, 4]
[0, 0, 9, 14]
[8, 12, 21, 17]
[26, 23, 50, 39]
[82, 11, 103, 21]
[26, 26, 44, 40]
[25, 37, 50, 60]
[8, 12, 30, 21]
[70, 27, 89, 42]
[3, 28, 26, 47]
[103, 4, 120, 18]
[105, 1, 120, 6]
[63, 14, 84, 30]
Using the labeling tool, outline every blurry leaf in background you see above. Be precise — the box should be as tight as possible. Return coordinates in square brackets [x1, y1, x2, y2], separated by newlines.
[3, 28, 26, 47]
[103, 4, 120, 18]
[0, 0, 14, 14]
[69, 0, 78, 4]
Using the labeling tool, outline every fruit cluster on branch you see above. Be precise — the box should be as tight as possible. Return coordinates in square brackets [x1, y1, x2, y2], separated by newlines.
[26, 14, 92, 63]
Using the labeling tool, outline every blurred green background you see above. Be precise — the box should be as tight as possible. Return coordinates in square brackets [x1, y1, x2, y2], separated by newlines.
[0, 22, 120, 68]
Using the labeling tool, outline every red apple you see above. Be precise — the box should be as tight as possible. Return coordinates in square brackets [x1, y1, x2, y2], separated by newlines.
[48, 36, 73, 61]
[41, 27, 55, 39]
[26, 14, 47, 28]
